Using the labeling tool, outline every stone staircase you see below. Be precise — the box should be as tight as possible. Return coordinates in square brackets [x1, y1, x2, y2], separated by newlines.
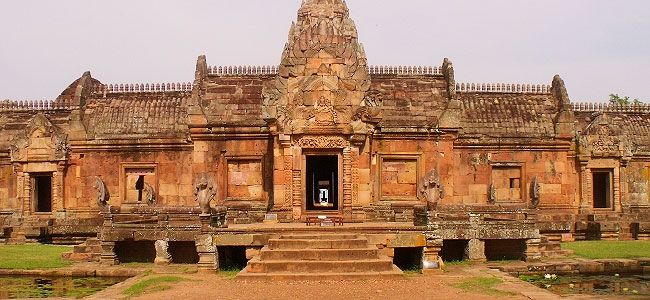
[237, 233, 404, 280]
[61, 238, 102, 262]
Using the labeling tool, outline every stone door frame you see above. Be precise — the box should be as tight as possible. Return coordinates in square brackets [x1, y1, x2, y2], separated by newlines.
[301, 150, 344, 217]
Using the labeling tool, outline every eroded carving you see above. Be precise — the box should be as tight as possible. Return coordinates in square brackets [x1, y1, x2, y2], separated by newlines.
[530, 176, 540, 208]
[143, 183, 155, 205]
[419, 169, 445, 211]
[93, 176, 109, 207]
[194, 173, 216, 215]
[487, 184, 496, 204]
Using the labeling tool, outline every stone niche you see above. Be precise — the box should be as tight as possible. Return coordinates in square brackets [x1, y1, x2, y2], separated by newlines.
[491, 164, 524, 203]
[225, 157, 264, 201]
[379, 155, 420, 201]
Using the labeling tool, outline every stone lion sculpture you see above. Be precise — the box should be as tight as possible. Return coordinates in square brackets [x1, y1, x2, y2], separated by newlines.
[194, 173, 216, 215]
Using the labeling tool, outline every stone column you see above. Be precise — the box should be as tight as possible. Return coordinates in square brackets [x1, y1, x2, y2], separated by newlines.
[154, 240, 172, 265]
[466, 239, 486, 261]
[196, 234, 217, 272]
[524, 238, 542, 262]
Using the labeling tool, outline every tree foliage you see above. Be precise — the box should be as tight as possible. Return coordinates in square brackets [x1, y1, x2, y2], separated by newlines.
[609, 94, 643, 105]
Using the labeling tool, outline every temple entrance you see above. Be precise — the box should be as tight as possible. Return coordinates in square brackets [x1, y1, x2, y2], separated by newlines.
[33, 173, 53, 213]
[306, 155, 339, 211]
[592, 170, 613, 209]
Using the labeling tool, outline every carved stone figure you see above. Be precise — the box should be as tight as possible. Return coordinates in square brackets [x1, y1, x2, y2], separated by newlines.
[93, 176, 109, 207]
[194, 173, 216, 215]
[143, 183, 155, 205]
[487, 184, 496, 204]
[530, 176, 540, 208]
[419, 169, 445, 211]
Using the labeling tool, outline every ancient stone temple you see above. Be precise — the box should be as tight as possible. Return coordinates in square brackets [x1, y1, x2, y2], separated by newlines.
[1, 0, 649, 273]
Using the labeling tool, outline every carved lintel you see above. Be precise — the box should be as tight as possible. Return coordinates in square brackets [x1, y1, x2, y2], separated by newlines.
[295, 136, 350, 149]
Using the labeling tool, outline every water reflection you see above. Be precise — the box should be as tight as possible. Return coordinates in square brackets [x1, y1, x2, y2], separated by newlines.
[0, 276, 127, 299]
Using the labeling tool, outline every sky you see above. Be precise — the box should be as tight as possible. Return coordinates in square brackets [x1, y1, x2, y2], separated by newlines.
[1, 0, 649, 102]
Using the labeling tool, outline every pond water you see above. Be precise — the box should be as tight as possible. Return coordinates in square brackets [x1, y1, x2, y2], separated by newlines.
[0, 276, 128, 299]
[520, 274, 650, 296]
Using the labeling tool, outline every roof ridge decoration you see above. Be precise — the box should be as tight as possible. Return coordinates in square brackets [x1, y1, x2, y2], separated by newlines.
[93, 82, 193, 94]
[571, 102, 650, 113]
[206, 65, 442, 76]
[456, 82, 552, 94]
[0, 99, 74, 111]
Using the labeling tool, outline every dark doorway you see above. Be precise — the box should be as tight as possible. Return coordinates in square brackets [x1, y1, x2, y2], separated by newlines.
[440, 239, 469, 262]
[306, 155, 338, 211]
[485, 239, 526, 261]
[593, 170, 612, 209]
[393, 247, 423, 271]
[217, 246, 248, 271]
[169, 241, 200, 264]
[34, 174, 53, 213]
[115, 240, 156, 263]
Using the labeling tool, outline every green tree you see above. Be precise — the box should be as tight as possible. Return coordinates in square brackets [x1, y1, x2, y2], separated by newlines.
[609, 94, 643, 105]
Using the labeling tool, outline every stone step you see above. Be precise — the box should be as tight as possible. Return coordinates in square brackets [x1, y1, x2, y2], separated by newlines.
[84, 238, 102, 246]
[279, 234, 359, 240]
[259, 247, 380, 261]
[73, 244, 102, 253]
[246, 257, 395, 273]
[237, 266, 405, 281]
[268, 238, 369, 250]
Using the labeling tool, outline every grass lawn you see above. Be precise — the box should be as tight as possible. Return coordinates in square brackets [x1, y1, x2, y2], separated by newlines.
[562, 240, 650, 259]
[123, 276, 191, 298]
[452, 276, 515, 296]
[0, 244, 73, 270]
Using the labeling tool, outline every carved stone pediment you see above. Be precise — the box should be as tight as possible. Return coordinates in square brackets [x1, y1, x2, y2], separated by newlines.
[10, 113, 69, 162]
[578, 113, 630, 158]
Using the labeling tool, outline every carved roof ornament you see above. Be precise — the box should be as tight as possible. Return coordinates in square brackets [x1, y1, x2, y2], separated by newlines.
[10, 113, 69, 163]
[262, 0, 371, 135]
[578, 113, 631, 158]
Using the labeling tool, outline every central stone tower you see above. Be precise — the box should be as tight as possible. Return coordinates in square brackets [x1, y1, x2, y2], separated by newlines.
[263, 0, 372, 135]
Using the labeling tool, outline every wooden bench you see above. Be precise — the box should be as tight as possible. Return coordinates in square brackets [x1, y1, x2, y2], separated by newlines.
[306, 216, 344, 226]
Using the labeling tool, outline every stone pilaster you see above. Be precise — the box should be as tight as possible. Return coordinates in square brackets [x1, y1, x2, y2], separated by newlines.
[466, 239, 486, 261]
[154, 240, 171, 265]
[524, 238, 542, 262]
[196, 234, 217, 272]
[99, 241, 118, 265]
